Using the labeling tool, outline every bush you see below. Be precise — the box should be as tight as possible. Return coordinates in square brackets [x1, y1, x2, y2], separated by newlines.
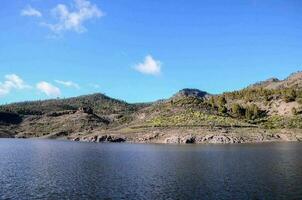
[217, 96, 227, 107]
[231, 103, 245, 117]
[245, 104, 261, 120]
[209, 96, 215, 108]
[292, 107, 298, 115]
[218, 106, 227, 114]
[283, 89, 297, 103]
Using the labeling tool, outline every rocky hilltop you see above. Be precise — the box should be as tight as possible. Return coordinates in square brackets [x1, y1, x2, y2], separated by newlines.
[250, 71, 302, 89]
[0, 72, 301, 144]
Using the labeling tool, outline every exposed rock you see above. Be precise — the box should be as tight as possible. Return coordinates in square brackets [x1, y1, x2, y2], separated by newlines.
[296, 135, 302, 142]
[200, 134, 241, 144]
[249, 71, 302, 89]
[77, 107, 93, 114]
[75, 135, 126, 143]
[0, 128, 15, 138]
[164, 135, 196, 144]
[107, 136, 126, 143]
[165, 136, 181, 144]
[184, 135, 196, 144]
[173, 89, 209, 99]
[97, 135, 108, 142]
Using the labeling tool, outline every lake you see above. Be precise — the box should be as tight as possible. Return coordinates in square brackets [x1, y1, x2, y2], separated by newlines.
[0, 139, 302, 199]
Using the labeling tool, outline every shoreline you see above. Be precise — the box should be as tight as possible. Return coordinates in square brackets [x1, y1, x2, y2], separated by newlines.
[67, 127, 302, 144]
[1, 137, 301, 145]
[3, 125, 302, 144]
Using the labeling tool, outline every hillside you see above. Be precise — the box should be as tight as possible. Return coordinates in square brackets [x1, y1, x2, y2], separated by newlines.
[0, 72, 301, 143]
[250, 71, 302, 89]
[0, 93, 139, 115]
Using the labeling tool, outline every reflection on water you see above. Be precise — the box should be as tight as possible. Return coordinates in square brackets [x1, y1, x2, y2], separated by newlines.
[0, 139, 302, 199]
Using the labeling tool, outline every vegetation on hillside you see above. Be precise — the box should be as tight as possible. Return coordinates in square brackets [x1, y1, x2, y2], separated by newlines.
[0, 93, 141, 116]
[0, 72, 301, 138]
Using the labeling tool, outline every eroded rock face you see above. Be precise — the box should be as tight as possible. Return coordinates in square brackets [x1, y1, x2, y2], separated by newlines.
[200, 134, 241, 144]
[97, 135, 108, 142]
[164, 134, 243, 144]
[165, 136, 181, 144]
[74, 135, 126, 143]
[174, 89, 209, 99]
[164, 135, 196, 144]
[184, 136, 196, 144]
[107, 136, 126, 143]
[71, 130, 302, 144]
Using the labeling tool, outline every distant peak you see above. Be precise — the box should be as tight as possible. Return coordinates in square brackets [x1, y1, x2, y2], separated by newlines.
[266, 78, 280, 82]
[249, 71, 302, 89]
[173, 88, 209, 99]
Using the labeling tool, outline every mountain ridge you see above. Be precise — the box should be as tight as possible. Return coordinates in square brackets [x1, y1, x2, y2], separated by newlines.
[0, 71, 301, 143]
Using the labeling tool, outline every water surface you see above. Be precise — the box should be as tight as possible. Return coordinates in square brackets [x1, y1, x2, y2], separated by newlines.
[0, 139, 302, 199]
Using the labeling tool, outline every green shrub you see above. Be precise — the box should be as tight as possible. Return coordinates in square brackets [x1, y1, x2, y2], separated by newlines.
[297, 98, 302, 105]
[292, 107, 298, 115]
[217, 96, 227, 106]
[283, 89, 297, 103]
[218, 106, 227, 114]
[209, 96, 215, 108]
[245, 104, 261, 120]
[231, 103, 245, 117]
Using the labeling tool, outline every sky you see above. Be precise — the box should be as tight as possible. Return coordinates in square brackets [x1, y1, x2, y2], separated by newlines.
[0, 0, 301, 104]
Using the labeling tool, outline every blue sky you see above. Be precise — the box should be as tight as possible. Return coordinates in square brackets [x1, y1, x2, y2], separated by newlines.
[0, 0, 301, 104]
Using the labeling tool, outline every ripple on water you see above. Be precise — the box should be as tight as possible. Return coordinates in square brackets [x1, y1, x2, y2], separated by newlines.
[0, 139, 302, 199]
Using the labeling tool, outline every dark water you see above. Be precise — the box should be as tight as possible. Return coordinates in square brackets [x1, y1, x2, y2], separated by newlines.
[0, 140, 302, 200]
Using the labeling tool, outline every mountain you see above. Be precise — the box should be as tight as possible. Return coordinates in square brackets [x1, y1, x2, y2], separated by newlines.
[0, 72, 301, 143]
[0, 93, 139, 115]
[172, 89, 210, 99]
[250, 71, 302, 89]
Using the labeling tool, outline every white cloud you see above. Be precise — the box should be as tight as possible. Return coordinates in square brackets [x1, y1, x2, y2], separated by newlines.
[21, 5, 42, 17]
[0, 74, 31, 96]
[42, 0, 104, 34]
[134, 55, 162, 75]
[36, 81, 61, 97]
[55, 80, 80, 89]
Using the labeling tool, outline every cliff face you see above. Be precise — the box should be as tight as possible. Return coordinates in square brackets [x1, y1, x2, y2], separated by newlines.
[0, 72, 301, 143]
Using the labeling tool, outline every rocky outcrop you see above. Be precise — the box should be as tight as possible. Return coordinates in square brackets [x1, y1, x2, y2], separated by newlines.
[73, 135, 126, 143]
[77, 107, 93, 114]
[199, 134, 242, 144]
[0, 127, 15, 138]
[164, 134, 242, 144]
[173, 89, 209, 99]
[250, 71, 302, 89]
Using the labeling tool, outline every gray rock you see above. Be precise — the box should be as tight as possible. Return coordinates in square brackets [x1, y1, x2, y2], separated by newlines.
[201, 134, 240, 144]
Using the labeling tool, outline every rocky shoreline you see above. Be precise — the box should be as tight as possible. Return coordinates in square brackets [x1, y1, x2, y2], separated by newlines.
[68, 127, 302, 144]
